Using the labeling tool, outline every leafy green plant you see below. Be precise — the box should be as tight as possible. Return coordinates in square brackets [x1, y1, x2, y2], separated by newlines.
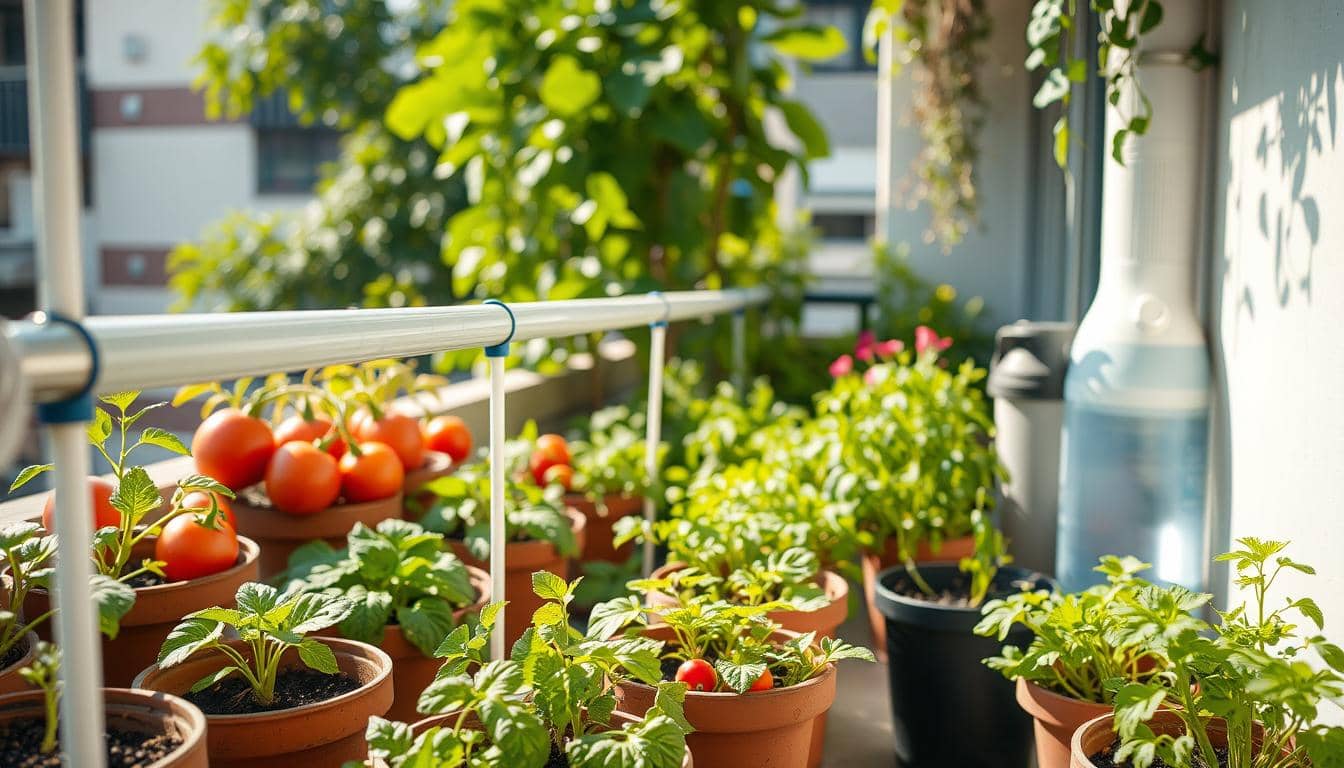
[957, 507, 1010, 608]
[280, 519, 478, 657]
[568, 405, 660, 504]
[361, 574, 690, 768]
[675, 378, 808, 485]
[976, 554, 1170, 704]
[18, 641, 60, 754]
[1108, 539, 1344, 768]
[156, 582, 354, 707]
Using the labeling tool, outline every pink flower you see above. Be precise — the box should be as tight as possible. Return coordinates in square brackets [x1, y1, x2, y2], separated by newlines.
[864, 366, 883, 387]
[915, 326, 953, 355]
[855, 330, 876, 353]
[829, 354, 854, 377]
[875, 339, 904, 358]
[856, 346, 875, 363]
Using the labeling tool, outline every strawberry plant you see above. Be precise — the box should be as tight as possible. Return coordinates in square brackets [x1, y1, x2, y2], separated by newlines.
[280, 519, 479, 657]
[1108, 539, 1344, 767]
[975, 554, 1172, 704]
[155, 582, 354, 706]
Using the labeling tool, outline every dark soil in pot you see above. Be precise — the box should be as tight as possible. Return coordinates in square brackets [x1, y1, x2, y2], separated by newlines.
[875, 562, 1054, 768]
[0, 719, 182, 768]
[184, 667, 361, 715]
[0, 688, 208, 768]
[1086, 744, 1230, 768]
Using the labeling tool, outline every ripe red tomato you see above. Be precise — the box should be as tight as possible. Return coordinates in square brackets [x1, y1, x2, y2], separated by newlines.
[192, 409, 275, 490]
[422, 415, 473, 463]
[264, 441, 340, 515]
[179, 490, 237, 529]
[155, 514, 240, 581]
[748, 668, 774, 692]
[339, 442, 405, 503]
[528, 434, 570, 485]
[542, 463, 574, 492]
[272, 416, 332, 447]
[41, 476, 121, 532]
[675, 659, 717, 693]
[353, 412, 424, 472]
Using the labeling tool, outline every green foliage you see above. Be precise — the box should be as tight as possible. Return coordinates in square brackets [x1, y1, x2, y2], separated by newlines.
[19, 642, 60, 754]
[957, 507, 1009, 608]
[156, 582, 354, 706]
[1109, 540, 1344, 768]
[976, 555, 1171, 704]
[568, 406, 661, 503]
[675, 379, 809, 484]
[280, 520, 478, 657]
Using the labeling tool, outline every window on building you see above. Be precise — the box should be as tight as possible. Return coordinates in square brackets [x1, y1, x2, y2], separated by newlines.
[813, 212, 875, 241]
[256, 129, 342, 194]
[801, 0, 873, 73]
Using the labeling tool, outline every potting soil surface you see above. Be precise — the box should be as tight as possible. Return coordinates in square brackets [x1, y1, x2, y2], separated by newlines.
[0, 719, 182, 767]
[183, 668, 361, 714]
[1088, 742, 1229, 767]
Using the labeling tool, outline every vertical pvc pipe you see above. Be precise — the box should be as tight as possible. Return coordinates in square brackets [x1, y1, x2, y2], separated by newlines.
[24, 1, 107, 765]
[642, 323, 666, 577]
[874, 24, 896, 245]
[730, 309, 746, 393]
[487, 354, 507, 660]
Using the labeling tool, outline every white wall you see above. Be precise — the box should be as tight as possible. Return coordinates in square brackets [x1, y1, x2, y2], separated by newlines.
[1210, 0, 1344, 654]
[85, 0, 209, 88]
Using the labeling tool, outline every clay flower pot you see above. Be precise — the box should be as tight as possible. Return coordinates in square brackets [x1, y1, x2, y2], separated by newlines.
[564, 492, 642, 564]
[616, 625, 836, 768]
[644, 564, 850, 768]
[1070, 710, 1272, 768]
[0, 687, 208, 767]
[874, 562, 1053, 768]
[402, 451, 455, 519]
[25, 536, 261, 688]
[861, 533, 975, 659]
[134, 637, 393, 768]
[0, 632, 39, 696]
[448, 507, 586, 647]
[320, 565, 490, 723]
[1018, 678, 1113, 768]
[230, 486, 404, 577]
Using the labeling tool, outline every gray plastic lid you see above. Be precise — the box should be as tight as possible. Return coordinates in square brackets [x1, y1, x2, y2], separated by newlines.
[987, 320, 1076, 400]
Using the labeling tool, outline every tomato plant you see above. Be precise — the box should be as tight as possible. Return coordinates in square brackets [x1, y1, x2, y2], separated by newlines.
[179, 490, 236, 529]
[265, 441, 341, 515]
[39, 475, 120, 532]
[192, 407, 275, 490]
[422, 414, 472, 463]
[272, 414, 333, 447]
[674, 659, 716, 692]
[528, 433, 571, 486]
[352, 410, 424, 472]
[541, 464, 574, 492]
[155, 514, 239, 582]
[338, 441, 405, 503]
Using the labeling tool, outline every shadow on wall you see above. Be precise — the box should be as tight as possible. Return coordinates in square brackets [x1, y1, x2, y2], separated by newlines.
[1208, 1, 1342, 600]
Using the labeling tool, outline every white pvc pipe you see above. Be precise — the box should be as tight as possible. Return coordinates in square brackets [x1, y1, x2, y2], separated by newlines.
[23, 0, 107, 764]
[487, 354, 507, 660]
[642, 324, 666, 577]
[730, 311, 746, 393]
[874, 24, 896, 245]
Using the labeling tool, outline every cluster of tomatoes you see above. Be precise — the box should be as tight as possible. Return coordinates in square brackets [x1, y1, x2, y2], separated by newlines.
[191, 407, 475, 516]
[527, 433, 574, 491]
[674, 658, 773, 693]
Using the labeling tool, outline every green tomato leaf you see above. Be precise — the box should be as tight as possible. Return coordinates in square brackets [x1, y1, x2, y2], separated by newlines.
[109, 466, 162, 528]
[8, 464, 52, 493]
[158, 616, 225, 667]
[540, 55, 601, 118]
[189, 665, 237, 693]
[297, 638, 340, 674]
[138, 427, 190, 456]
[91, 574, 136, 640]
[397, 598, 458, 658]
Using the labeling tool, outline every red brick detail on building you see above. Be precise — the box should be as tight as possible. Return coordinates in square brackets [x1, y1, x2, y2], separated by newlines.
[101, 247, 170, 286]
[90, 87, 241, 128]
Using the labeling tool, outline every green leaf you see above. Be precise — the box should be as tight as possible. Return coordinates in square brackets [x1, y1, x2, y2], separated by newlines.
[397, 599, 458, 658]
[778, 99, 830, 160]
[7, 464, 51, 493]
[99, 391, 140, 413]
[567, 713, 688, 768]
[587, 596, 645, 641]
[417, 673, 476, 715]
[297, 638, 340, 674]
[139, 428, 190, 456]
[363, 717, 415, 761]
[90, 574, 135, 640]
[158, 616, 225, 667]
[762, 25, 848, 61]
[235, 582, 282, 619]
[189, 665, 237, 693]
[286, 592, 355, 634]
[1053, 116, 1069, 169]
[87, 408, 113, 446]
[337, 588, 394, 645]
[715, 657, 766, 694]
[540, 55, 602, 118]
[108, 466, 163, 528]
[1139, 1, 1164, 34]
[532, 571, 569, 602]
[652, 681, 692, 733]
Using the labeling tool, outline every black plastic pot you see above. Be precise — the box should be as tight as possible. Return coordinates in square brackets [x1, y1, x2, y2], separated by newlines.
[875, 562, 1054, 768]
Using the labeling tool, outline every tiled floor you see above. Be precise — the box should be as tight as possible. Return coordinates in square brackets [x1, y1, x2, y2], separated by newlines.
[822, 597, 894, 767]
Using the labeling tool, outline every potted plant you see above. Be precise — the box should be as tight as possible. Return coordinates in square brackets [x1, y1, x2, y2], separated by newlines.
[279, 518, 490, 721]
[974, 555, 1183, 768]
[874, 511, 1051, 768]
[134, 581, 393, 767]
[591, 593, 874, 768]
[413, 438, 584, 647]
[360, 572, 692, 767]
[0, 641, 209, 767]
[13, 391, 261, 686]
[817, 327, 1003, 653]
[558, 406, 660, 569]
[1072, 539, 1344, 768]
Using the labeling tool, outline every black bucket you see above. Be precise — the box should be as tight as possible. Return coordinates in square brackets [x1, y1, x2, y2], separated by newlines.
[875, 562, 1053, 768]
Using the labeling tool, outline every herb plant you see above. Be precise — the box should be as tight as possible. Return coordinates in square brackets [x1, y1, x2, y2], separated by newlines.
[281, 519, 478, 657]
[1109, 539, 1344, 768]
[156, 582, 355, 706]
[568, 405, 660, 504]
[976, 555, 1171, 704]
[18, 641, 60, 754]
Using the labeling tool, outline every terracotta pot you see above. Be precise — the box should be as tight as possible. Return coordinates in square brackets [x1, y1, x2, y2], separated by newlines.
[0, 687, 208, 767]
[231, 485, 404, 578]
[373, 709, 694, 768]
[402, 451, 455, 519]
[25, 536, 261, 688]
[616, 626, 836, 768]
[319, 565, 490, 723]
[448, 507, 586, 648]
[861, 534, 974, 659]
[0, 632, 39, 696]
[134, 637, 393, 768]
[644, 564, 850, 768]
[1070, 710, 1274, 768]
[564, 493, 642, 565]
[1018, 679, 1113, 768]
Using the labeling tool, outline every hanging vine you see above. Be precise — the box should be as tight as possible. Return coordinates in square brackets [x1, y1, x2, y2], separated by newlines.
[867, 0, 991, 252]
